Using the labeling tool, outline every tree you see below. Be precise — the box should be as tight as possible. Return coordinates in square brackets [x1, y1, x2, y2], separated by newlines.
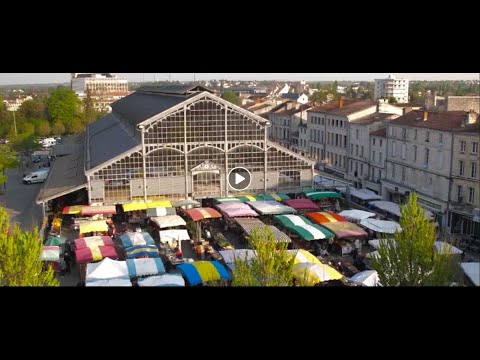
[10, 134, 41, 155]
[0, 207, 59, 286]
[65, 117, 84, 134]
[232, 226, 294, 286]
[19, 99, 46, 119]
[221, 90, 241, 106]
[36, 121, 50, 137]
[0, 145, 19, 186]
[51, 122, 65, 136]
[388, 96, 398, 104]
[370, 193, 457, 286]
[309, 91, 328, 103]
[47, 89, 81, 126]
[83, 89, 97, 125]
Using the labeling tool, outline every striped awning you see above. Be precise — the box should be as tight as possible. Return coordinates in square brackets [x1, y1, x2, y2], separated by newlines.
[234, 218, 292, 243]
[172, 200, 201, 208]
[177, 261, 231, 286]
[305, 211, 347, 224]
[287, 224, 334, 241]
[262, 192, 291, 202]
[118, 232, 155, 248]
[41, 246, 60, 261]
[150, 215, 186, 229]
[146, 207, 176, 217]
[216, 203, 259, 218]
[321, 221, 368, 239]
[237, 195, 265, 202]
[81, 205, 117, 216]
[122, 200, 173, 212]
[186, 207, 222, 222]
[138, 274, 185, 287]
[125, 245, 160, 259]
[75, 236, 114, 250]
[62, 205, 84, 215]
[274, 214, 314, 228]
[246, 201, 296, 215]
[126, 258, 166, 278]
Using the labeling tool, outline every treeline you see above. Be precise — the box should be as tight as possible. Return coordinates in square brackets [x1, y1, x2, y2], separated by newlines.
[0, 89, 107, 149]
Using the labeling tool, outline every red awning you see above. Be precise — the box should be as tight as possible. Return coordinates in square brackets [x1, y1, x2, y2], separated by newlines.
[186, 207, 222, 222]
[283, 199, 321, 211]
[305, 211, 347, 224]
[81, 205, 117, 216]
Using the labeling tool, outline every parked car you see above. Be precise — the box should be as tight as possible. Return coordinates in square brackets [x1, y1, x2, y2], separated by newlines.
[23, 169, 50, 184]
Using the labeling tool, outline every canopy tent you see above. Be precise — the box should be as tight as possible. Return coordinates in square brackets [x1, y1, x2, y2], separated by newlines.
[81, 205, 117, 216]
[287, 249, 342, 285]
[219, 249, 257, 272]
[86, 257, 129, 281]
[262, 192, 290, 202]
[159, 229, 191, 246]
[349, 270, 381, 287]
[434, 242, 463, 255]
[86, 279, 132, 287]
[214, 197, 241, 204]
[79, 220, 109, 235]
[283, 199, 321, 211]
[368, 238, 397, 250]
[126, 258, 166, 278]
[75, 236, 114, 250]
[234, 218, 292, 243]
[75, 246, 118, 264]
[339, 209, 376, 222]
[118, 232, 155, 248]
[360, 219, 402, 234]
[321, 222, 368, 239]
[171, 199, 201, 208]
[246, 201, 296, 215]
[215, 203, 259, 218]
[41, 246, 60, 261]
[339, 188, 382, 201]
[150, 215, 186, 229]
[236, 195, 265, 202]
[186, 207, 222, 222]
[305, 211, 347, 224]
[177, 261, 231, 286]
[138, 274, 186, 287]
[146, 207, 176, 217]
[122, 200, 172, 212]
[62, 205, 84, 215]
[368, 201, 402, 218]
[125, 245, 160, 259]
[274, 214, 314, 228]
[366, 250, 380, 259]
[287, 224, 334, 241]
[460, 263, 479, 286]
[303, 190, 342, 200]
[44, 235, 67, 246]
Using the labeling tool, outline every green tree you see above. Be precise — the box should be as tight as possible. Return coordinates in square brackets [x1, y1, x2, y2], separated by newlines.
[36, 121, 51, 137]
[309, 91, 327, 103]
[232, 226, 294, 286]
[51, 122, 65, 136]
[0, 145, 19, 185]
[0, 207, 59, 286]
[47, 89, 81, 126]
[388, 96, 398, 103]
[10, 134, 41, 155]
[370, 193, 457, 286]
[19, 99, 46, 119]
[83, 89, 96, 125]
[221, 90, 241, 106]
[65, 117, 84, 134]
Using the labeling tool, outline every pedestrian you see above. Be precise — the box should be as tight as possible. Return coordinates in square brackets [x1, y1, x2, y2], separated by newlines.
[205, 228, 212, 242]
[354, 238, 361, 256]
[64, 251, 71, 274]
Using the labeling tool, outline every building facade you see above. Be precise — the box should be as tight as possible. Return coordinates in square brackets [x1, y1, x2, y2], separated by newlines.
[365, 128, 387, 195]
[374, 75, 409, 103]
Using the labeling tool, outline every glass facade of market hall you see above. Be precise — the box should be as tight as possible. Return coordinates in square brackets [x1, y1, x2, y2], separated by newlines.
[89, 95, 314, 204]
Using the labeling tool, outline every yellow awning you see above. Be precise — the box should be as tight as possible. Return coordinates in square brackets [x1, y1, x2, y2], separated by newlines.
[122, 202, 148, 212]
[79, 220, 109, 234]
[146, 200, 172, 208]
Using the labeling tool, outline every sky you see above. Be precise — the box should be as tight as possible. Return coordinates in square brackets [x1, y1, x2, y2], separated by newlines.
[0, 73, 478, 85]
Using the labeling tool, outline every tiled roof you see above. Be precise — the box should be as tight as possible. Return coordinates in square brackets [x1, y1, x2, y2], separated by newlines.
[325, 100, 376, 116]
[389, 110, 479, 132]
[351, 112, 398, 125]
[370, 128, 387, 137]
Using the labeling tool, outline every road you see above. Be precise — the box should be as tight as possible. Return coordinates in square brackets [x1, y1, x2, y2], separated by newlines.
[0, 167, 43, 232]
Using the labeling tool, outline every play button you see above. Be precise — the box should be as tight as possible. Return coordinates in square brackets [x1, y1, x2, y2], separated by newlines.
[228, 167, 251, 191]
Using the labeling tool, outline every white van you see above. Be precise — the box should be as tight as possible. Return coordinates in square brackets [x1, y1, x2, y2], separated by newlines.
[42, 138, 57, 148]
[23, 169, 50, 184]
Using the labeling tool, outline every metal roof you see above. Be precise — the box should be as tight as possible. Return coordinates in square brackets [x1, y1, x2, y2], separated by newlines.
[87, 113, 140, 170]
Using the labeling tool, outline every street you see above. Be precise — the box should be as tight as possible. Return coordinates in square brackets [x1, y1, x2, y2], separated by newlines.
[0, 167, 43, 232]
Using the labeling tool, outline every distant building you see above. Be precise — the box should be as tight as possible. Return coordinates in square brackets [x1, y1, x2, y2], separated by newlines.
[4, 95, 33, 111]
[374, 74, 409, 103]
[71, 73, 130, 112]
[426, 94, 480, 113]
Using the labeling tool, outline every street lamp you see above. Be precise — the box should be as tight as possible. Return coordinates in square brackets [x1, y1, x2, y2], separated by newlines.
[12, 108, 17, 137]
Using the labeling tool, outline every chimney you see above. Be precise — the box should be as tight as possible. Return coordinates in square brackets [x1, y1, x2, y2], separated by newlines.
[423, 111, 428, 121]
[467, 109, 477, 124]
[339, 98, 344, 108]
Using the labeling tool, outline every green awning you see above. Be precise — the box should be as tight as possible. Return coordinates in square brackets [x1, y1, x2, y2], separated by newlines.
[262, 193, 291, 201]
[214, 197, 242, 204]
[303, 191, 342, 200]
[237, 195, 265, 202]
[286, 224, 334, 241]
[274, 214, 313, 228]
[44, 236, 67, 246]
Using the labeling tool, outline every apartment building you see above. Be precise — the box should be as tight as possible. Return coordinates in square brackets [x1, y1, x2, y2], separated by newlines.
[365, 128, 387, 195]
[374, 75, 409, 103]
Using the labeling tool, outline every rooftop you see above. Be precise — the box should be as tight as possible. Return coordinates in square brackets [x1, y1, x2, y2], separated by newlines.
[370, 128, 387, 137]
[325, 100, 375, 116]
[389, 110, 479, 132]
[351, 112, 398, 125]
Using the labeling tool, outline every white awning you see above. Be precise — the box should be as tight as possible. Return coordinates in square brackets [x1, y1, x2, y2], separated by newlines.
[150, 215, 186, 229]
[368, 238, 397, 250]
[460, 263, 479, 286]
[349, 270, 380, 287]
[339, 209, 376, 221]
[434, 242, 463, 255]
[86, 258, 129, 281]
[360, 219, 402, 234]
[159, 229, 190, 246]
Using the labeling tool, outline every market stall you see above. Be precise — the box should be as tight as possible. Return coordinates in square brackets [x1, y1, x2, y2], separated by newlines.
[234, 217, 292, 243]
[246, 201, 296, 216]
[185, 207, 222, 222]
[118, 232, 156, 248]
[274, 215, 334, 242]
[75, 245, 118, 264]
[215, 203, 259, 218]
[125, 245, 160, 259]
[62, 205, 84, 215]
[177, 261, 231, 286]
[349, 270, 381, 287]
[44, 235, 67, 246]
[434, 241, 463, 255]
[126, 258, 166, 278]
[159, 229, 190, 246]
[303, 190, 342, 201]
[150, 215, 187, 229]
[75, 235, 114, 249]
[86, 279, 132, 287]
[218, 249, 257, 272]
[320, 222, 368, 239]
[236, 195, 265, 202]
[85, 257, 129, 282]
[214, 197, 242, 204]
[79, 220, 109, 235]
[339, 209, 376, 222]
[360, 219, 402, 234]
[368, 238, 397, 250]
[137, 274, 185, 287]
[460, 263, 479, 286]
[122, 200, 173, 212]
[80, 205, 117, 216]
[146, 207, 176, 217]
[283, 199, 321, 212]
[288, 249, 343, 286]
[368, 201, 402, 220]
[305, 211, 347, 224]
[41, 245, 60, 262]
[261, 192, 290, 202]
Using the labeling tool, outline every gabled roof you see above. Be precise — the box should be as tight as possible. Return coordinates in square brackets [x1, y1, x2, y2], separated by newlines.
[86, 113, 140, 170]
[351, 112, 398, 125]
[389, 110, 480, 132]
[325, 100, 376, 116]
[137, 84, 213, 95]
[370, 128, 387, 137]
